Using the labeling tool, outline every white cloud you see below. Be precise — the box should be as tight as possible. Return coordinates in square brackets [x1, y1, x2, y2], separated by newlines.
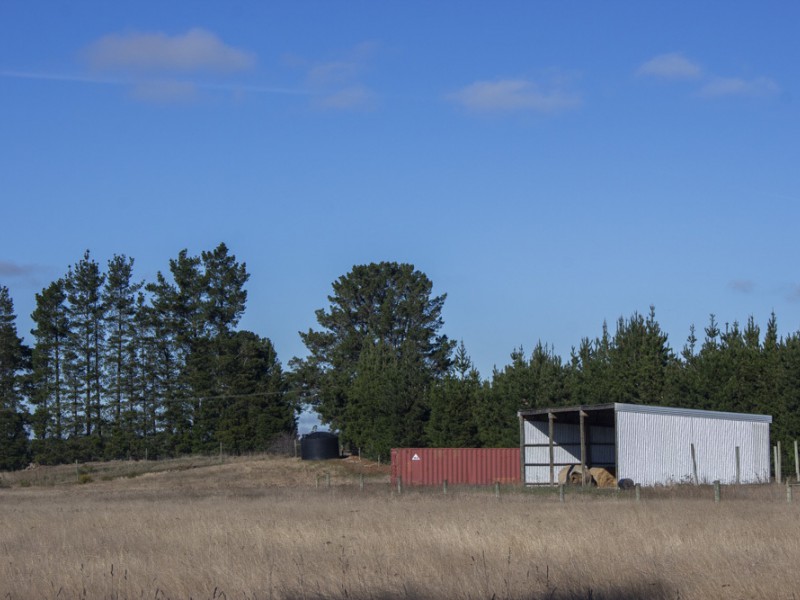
[84, 28, 256, 73]
[637, 53, 702, 80]
[449, 79, 580, 113]
[699, 76, 780, 98]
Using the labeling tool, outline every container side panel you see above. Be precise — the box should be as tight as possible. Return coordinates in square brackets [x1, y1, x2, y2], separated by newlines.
[391, 448, 520, 486]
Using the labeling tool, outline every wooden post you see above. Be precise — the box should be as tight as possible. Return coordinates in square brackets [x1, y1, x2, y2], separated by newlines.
[495, 481, 500, 499]
[713, 480, 721, 503]
[75, 459, 79, 482]
[397, 475, 402, 494]
[778, 441, 783, 484]
[635, 484, 641, 502]
[735, 446, 741, 485]
[787, 481, 792, 504]
[579, 411, 587, 488]
[774, 445, 780, 483]
[558, 484, 565, 503]
[548, 413, 556, 487]
[691, 443, 698, 485]
[443, 479, 448, 495]
[795, 440, 799, 483]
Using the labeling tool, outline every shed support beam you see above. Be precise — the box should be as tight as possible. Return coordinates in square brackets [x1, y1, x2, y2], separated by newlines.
[548, 412, 555, 487]
[580, 410, 587, 487]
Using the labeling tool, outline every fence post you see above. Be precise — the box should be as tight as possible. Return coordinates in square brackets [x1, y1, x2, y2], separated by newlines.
[635, 484, 641, 502]
[397, 475, 402, 494]
[735, 446, 741, 485]
[443, 479, 448, 495]
[795, 440, 799, 483]
[778, 441, 783, 484]
[495, 481, 500, 499]
[691, 443, 699, 485]
[559, 484, 565, 503]
[713, 480, 721, 503]
[787, 481, 793, 504]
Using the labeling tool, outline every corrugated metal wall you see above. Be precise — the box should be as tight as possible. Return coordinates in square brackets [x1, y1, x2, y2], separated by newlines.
[616, 407, 771, 485]
[391, 448, 520, 486]
[523, 419, 615, 485]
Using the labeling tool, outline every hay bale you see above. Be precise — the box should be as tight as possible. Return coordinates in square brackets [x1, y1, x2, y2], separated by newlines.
[557, 465, 594, 486]
[588, 467, 617, 489]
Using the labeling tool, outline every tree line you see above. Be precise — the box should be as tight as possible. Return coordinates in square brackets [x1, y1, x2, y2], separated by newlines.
[1, 250, 799, 470]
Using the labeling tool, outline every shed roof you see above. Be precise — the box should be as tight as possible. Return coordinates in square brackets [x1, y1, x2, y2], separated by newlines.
[518, 403, 772, 424]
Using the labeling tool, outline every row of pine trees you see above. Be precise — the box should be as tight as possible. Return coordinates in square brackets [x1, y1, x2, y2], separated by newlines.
[0, 244, 292, 469]
[1, 248, 799, 471]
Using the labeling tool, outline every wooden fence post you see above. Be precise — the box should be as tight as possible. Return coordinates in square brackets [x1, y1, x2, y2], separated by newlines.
[397, 476, 402, 494]
[635, 484, 641, 502]
[795, 440, 799, 483]
[713, 480, 721, 503]
[735, 446, 741, 485]
[559, 484, 565, 503]
[495, 481, 500, 499]
[691, 443, 699, 485]
[787, 481, 792, 504]
[443, 479, 448, 495]
[778, 441, 783, 483]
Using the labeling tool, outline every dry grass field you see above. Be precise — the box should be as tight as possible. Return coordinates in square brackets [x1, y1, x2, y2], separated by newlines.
[2, 455, 799, 600]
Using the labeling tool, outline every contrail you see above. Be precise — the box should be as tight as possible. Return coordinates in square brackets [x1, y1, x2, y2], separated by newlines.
[0, 69, 312, 96]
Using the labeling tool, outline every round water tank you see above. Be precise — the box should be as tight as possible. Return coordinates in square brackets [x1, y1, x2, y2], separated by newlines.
[301, 431, 340, 460]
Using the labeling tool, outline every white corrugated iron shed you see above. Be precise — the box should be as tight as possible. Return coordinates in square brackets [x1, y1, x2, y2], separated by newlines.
[518, 403, 772, 486]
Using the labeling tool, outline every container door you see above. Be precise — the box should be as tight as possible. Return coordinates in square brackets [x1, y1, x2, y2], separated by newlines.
[410, 451, 423, 485]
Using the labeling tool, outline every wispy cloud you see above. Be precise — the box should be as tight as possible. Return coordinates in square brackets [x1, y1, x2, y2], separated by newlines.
[637, 52, 779, 99]
[729, 279, 755, 294]
[637, 53, 702, 80]
[448, 78, 580, 114]
[0, 260, 49, 287]
[0, 261, 36, 277]
[84, 28, 255, 73]
[699, 76, 780, 98]
[286, 42, 378, 111]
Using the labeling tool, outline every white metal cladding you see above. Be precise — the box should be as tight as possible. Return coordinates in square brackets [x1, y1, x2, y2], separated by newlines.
[615, 407, 771, 485]
[521, 404, 771, 486]
[523, 419, 616, 484]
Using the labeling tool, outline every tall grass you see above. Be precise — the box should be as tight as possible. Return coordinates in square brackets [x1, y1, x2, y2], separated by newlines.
[1, 456, 798, 599]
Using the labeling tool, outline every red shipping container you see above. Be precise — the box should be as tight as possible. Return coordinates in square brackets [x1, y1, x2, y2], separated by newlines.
[391, 448, 520, 486]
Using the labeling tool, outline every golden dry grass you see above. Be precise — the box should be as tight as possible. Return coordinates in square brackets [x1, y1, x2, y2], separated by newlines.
[2, 455, 799, 599]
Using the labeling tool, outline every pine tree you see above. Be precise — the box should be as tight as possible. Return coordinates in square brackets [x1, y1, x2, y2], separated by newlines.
[297, 262, 454, 446]
[0, 286, 31, 469]
[65, 251, 106, 445]
[102, 255, 142, 458]
[426, 342, 481, 447]
[29, 279, 69, 447]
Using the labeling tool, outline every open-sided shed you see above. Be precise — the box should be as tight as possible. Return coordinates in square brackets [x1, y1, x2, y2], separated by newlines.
[519, 403, 772, 486]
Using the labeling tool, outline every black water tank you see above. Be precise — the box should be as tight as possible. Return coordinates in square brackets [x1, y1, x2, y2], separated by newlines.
[301, 431, 340, 460]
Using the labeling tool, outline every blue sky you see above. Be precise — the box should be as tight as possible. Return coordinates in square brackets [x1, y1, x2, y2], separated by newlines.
[2, 1, 799, 410]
